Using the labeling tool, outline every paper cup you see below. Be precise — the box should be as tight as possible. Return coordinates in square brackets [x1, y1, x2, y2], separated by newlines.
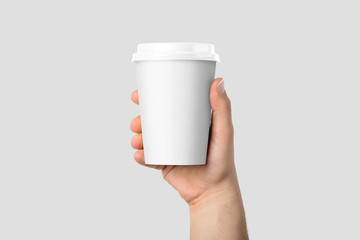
[132, 43, 220, 165]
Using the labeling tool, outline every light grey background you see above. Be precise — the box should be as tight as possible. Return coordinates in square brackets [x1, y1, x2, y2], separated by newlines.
[0, 0, 359, 239]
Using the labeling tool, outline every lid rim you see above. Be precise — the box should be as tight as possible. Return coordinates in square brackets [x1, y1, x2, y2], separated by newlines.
[131, 43, 220, 62]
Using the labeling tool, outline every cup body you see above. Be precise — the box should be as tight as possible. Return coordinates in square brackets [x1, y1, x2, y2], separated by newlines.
[135, 60, 216, 165]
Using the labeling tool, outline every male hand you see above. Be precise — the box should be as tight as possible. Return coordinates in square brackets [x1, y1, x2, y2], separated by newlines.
[130, 78, 248, 240]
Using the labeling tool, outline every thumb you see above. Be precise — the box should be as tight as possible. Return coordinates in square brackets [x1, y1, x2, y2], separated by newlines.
[209, 78, 234, 141]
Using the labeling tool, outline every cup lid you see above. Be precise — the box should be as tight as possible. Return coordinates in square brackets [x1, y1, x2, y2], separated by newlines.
[131, 43, 220, 62]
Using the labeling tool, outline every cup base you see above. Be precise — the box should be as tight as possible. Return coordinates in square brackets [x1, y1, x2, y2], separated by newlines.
[144, 162, 207, 166]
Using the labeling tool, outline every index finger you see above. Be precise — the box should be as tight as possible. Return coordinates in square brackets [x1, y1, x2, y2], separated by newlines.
[131, 90, 139, 104]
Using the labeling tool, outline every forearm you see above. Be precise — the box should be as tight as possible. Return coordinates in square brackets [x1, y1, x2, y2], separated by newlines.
[189, 179, 248, 240]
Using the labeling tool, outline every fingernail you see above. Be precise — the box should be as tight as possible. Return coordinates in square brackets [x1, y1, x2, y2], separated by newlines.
[217, 79, 225, 94]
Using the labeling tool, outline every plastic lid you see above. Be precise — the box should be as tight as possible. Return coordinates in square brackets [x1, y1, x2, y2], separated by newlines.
[132, 43, 220, 62]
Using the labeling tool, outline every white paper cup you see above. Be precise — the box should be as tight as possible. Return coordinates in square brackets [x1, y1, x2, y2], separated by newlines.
[132, 43, 220, 165]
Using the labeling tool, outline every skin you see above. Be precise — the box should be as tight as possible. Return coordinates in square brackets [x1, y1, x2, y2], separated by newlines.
[130, 78, 249, 240]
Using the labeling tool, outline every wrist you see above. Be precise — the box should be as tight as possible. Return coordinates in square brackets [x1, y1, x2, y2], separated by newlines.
[188, 176, 248, 240]
[188, 171, 241, 208]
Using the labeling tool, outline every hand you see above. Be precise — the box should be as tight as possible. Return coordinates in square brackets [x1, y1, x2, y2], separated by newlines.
[130, 78, 248, 239]
[130, 78, 235, 203]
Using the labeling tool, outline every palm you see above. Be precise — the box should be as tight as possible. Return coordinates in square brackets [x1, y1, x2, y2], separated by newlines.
[160, 124, 233, 201]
